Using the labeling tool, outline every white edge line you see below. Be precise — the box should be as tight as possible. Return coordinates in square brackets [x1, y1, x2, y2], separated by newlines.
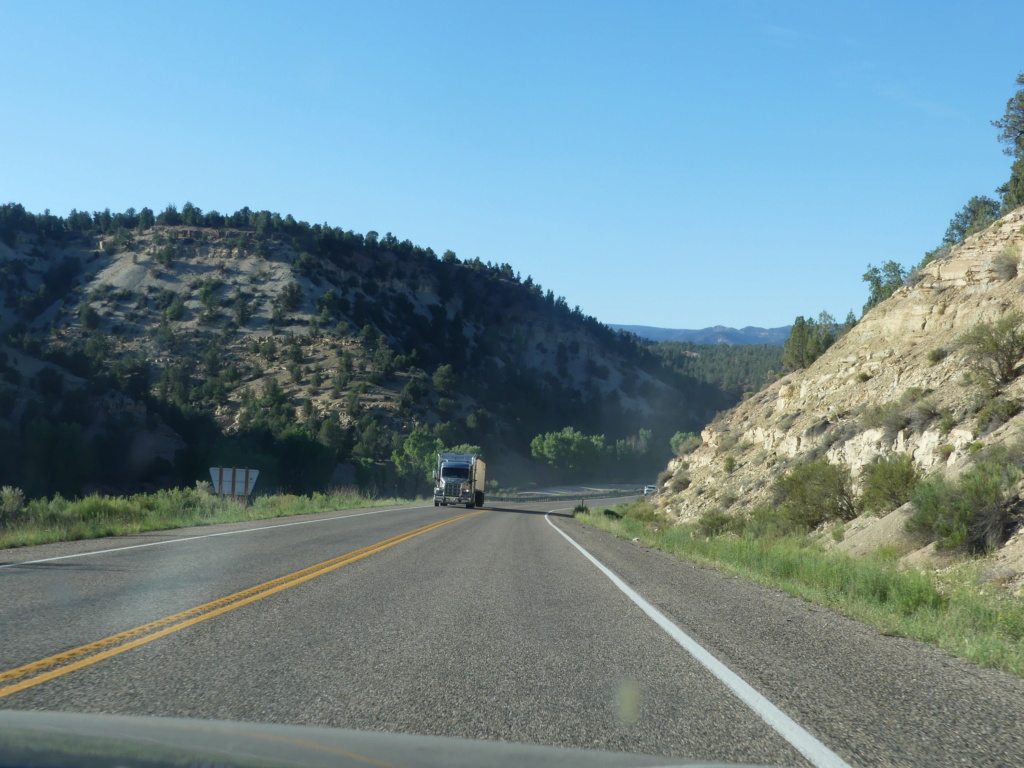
[545, 510, 852, 768]
[0, 504, 431, 569]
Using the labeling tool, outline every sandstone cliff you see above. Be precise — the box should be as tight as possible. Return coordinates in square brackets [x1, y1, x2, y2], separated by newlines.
[656, 206, 1024, 579]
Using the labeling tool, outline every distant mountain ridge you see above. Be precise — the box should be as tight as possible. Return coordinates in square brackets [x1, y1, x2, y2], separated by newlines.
[611, 324, 791, 346]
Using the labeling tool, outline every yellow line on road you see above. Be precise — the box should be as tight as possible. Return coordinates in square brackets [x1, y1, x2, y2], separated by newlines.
[0, 511, 481, 699]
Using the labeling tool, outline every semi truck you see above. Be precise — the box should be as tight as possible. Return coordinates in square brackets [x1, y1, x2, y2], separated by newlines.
[433, 452, 486, 508]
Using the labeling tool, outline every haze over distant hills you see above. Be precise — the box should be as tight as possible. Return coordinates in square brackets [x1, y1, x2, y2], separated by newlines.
[611, 325, 791, 346]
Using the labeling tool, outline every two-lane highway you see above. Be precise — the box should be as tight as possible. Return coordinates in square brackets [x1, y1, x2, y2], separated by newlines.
[2, 500, 1023, 767]
[0, 503, 466, 675]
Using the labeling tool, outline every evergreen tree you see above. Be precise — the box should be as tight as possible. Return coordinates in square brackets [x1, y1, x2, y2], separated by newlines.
[137, 207, 155, 230]
[993, 71, 1024, 211]
[862, 261, 907, 314]
[783, 312, 838, 370]
[783, 316, 810, 371]
[942, 196, 1001, 245]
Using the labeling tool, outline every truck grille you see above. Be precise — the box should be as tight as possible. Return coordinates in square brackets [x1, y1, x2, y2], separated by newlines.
[443, 482, 461, 496]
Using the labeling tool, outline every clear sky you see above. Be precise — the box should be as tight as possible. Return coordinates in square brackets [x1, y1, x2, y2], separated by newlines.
[2, 1, 1021, 329]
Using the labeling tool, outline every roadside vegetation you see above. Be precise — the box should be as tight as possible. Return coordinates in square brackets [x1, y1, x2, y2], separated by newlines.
[593, 308, 1024, 672]
[715, 310, 1024, 554]
[575, 500, 1024, 677]
[0, 484, 409, 550]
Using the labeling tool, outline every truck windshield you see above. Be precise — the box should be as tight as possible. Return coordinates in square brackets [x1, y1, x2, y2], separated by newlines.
[441, 467, 470, 481]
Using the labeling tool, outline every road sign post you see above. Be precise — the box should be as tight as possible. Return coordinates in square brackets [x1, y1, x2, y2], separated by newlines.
[209, 467, 259, 502]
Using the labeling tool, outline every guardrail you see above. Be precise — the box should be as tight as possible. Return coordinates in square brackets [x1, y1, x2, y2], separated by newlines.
[488, 488, 643, 504]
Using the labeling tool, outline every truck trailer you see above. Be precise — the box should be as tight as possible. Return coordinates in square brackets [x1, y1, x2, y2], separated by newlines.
[433, 452, 486, 508]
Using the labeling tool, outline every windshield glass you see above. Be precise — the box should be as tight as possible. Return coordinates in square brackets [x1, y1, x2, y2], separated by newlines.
[10, 8, 1024, 768]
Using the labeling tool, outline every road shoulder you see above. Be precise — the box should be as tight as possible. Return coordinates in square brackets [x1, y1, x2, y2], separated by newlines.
[548, 514, 1024, 768]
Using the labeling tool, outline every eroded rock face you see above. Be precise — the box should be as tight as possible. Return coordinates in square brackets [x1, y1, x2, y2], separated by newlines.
[658, 208, 1024, 548]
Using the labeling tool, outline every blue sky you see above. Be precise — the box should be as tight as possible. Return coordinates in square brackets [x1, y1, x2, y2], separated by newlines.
[2, 1, 1021, 329]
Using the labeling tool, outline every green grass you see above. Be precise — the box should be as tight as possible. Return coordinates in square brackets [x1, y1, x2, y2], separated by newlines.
[0, 488, 414, 550]
[577, 507, 1024, 677]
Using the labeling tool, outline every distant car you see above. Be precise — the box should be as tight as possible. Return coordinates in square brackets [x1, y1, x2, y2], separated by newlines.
[642, 485, 657, 497]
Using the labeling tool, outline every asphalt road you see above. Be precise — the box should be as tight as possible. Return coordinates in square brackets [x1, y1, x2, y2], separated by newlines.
[2, 499, 1023, 767]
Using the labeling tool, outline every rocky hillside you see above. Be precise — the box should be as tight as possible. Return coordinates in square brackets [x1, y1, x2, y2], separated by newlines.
[655, 206, 1024, 581]
[0, 204, 728, 497]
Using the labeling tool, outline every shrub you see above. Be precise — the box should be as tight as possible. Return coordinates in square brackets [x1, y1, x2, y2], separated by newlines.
[917, 244, 953, 271]
[939, 410, 956, 436]
[862, 400, 910, 435]
[927, 348, 948, 365]
[937, 444, 954, 461]
[861, 387, 931, 437]
[572, 503, 589, 517]
[670, 431, 701, 456]
[668, 472, 691, 493]
[959, 312, 1024, 390]
[622, 499, 663, 525]
[69, 495, 146, 523]
[777, 412, 799, 431]
[656, 468, 673, 488]
[908, 460, 1019, 552]
[717, 433, 739, 453]
[154, 245, 176, 268]
[78, 303, 100, 330]
[743, 503, 800, 538]
[723, 455, 736, 474]
[773, 459, 856, 529]
[910, 398, 940, 432]
[197, 278, 223, 310]
[278, 281, 303, 313]
[0, 486, 25, 526]
[975, 396, 1019, 434]
[165, 295, 185, 321]
[977, 440, 1024, 468]
[856, 371, 871, 382]
[697, 509, 743, 537]
[859, 453, 919, 515]
[992, 248, 1019, 280]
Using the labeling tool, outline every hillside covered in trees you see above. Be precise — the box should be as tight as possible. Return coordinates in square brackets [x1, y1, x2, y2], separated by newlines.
[0, 203, 741, 499]
[649, 341, 783, 400]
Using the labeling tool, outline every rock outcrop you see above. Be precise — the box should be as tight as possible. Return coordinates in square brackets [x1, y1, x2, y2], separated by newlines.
[656, 207, 1024, 582]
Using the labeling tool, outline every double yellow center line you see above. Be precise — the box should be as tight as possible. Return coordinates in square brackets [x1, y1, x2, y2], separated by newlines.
[0, 510, 481, 699]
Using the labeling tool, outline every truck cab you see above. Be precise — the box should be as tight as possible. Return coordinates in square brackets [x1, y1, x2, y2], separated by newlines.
[433, 452, 486, 508]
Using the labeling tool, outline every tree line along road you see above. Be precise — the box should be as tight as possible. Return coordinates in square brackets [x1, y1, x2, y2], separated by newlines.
[1, 499, 1022, 767]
